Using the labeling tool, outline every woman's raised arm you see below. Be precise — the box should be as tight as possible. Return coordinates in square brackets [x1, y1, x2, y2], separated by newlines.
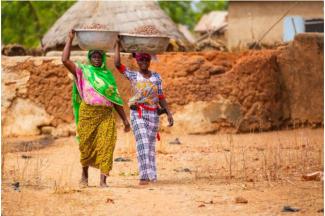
[114, 37, 122, 69]
[62, 29, 77, 77]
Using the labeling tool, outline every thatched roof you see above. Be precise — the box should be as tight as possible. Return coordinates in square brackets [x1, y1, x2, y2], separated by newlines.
[42, 1, 188, 51]
[178, 24, 196, 44]
[194, 11, 228, 33]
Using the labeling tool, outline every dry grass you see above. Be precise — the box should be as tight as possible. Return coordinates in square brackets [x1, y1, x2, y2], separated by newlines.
[157, 138, 168, 154]
[125, 132, 135, 154]
[2, 128, 323, 215]
[205, 129, 324, 184]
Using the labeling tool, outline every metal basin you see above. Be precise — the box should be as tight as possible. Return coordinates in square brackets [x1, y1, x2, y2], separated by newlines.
[119, 33, 170, 54]
[75, 29, 118, 51]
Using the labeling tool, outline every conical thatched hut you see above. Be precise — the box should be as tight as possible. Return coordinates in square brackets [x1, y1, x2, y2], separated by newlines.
[42, 1, 188, 51]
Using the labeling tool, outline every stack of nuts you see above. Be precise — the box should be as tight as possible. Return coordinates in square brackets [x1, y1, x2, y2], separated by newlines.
[82, 23, 109, 30]
[130, 25, 161, 35]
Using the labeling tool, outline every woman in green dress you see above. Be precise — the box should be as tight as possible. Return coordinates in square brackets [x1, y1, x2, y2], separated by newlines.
[62, 29, 130, 187]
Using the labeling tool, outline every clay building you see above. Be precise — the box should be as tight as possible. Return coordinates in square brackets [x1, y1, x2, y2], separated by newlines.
[227, 1, 324, 50]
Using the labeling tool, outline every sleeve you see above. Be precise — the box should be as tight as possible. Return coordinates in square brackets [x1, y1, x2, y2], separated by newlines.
[117, 64, 136, 81]
[157, 74, 165, 100]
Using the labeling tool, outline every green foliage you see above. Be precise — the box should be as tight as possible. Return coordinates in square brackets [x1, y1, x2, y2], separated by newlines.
[1, 1, 75, 48]
[158, 1, 197, 29]
[195, 1, 228, 15]
[159, 0, 228, 30]
[1, 1, 227, 48]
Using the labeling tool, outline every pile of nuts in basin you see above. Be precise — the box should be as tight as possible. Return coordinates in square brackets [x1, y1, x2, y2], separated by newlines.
[79, 24, 162, 35]
[82, 23, 109, 30]
[121, 25, 168, 54]
[129, 25, 161, 35]
[75, 24, 167, 53]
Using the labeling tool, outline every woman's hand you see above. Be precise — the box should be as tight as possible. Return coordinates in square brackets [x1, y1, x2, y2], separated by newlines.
[68, 29, 75, 40]
[167, 113, 174, 127]
[123, 120, 131, 132]
[114, 35, 121, 48]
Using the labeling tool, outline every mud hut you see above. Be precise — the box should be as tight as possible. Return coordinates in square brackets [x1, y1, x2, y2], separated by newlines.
[228, 1, 324, 50]
[42, 1, 188, 51]
[193, 11, 228, 51]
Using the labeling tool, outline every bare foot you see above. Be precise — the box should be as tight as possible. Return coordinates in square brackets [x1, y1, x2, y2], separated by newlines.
[79, 178, 88, 188]
[139, 180, 149, 185]
[100, 182, 109, 188]
[150, 179, 157, 184]
[100, 173, 108, 188]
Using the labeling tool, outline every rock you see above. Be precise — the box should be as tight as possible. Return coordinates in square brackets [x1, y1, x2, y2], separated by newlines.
[2, 68, 30, 114]
[235, 196, 248, 204]
[161, 99, 244, 134]
[173, 168, 192, 173]
[1, 56, 31, 67]
[185, 57, 205, 74]
[21, 155, 32, 159]
[33, 59, 43, 66]
[183, 168, 191, 172]
[203, 99, 242, 124]
[106, 198, 114, 204]
[114, 157, 131, 162]
[52, 123, 75, 138]
[3, 98, 53, 137]
[3, 135, 54, 152]
[161, 101, 217, 135]
[282, 206, 300, 212]
[169, 138, 181, 145]
[12, 181, 20, 192]
[194, 70, 210, 79]
[302, 171, 323, 181]
[209, 65, 226, 75]
[41, 126, 54, 135]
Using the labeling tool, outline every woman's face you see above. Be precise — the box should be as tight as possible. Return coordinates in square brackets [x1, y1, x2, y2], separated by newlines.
[136, 58, 150, 71]
[90, 52, 103, 67]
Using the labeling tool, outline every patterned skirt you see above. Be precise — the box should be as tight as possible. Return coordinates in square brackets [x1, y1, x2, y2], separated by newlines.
[130, 109, 159, 180]
[77, 101, 116, 175]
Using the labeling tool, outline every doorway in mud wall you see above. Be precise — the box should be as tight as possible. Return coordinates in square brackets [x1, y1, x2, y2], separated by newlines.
[304, 18, 324, 32]
[283, 16, 324, 42]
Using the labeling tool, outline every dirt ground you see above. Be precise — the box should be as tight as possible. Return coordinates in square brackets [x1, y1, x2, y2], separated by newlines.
[2, 128, 324, 216]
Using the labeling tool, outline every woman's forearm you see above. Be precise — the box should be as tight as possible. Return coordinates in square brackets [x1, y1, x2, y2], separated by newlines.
[114, 40, 121, 68]
[160, 98, 174, 126]
[113, 104, 131, 132]
[62, 37, 72, 63]
[159, 98, 171, 114]
[113, 104, 128, 122]
[61, 33, 76, 76]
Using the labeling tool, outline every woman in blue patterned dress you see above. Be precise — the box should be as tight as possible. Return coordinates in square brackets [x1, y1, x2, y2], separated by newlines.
[114, 40, 174, 185]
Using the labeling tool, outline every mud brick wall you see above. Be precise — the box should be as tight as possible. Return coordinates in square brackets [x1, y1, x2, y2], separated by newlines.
[2, 33, 323, 136]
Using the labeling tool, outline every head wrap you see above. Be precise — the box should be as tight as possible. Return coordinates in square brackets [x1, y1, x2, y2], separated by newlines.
[87, 50, 106, 69]
[133, 53, 151, 62]
[88, 50, 104, 58]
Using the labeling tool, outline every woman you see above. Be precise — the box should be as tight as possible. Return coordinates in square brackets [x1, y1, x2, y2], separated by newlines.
[114, 39, 174, 185]
[62, 30, 130, 187]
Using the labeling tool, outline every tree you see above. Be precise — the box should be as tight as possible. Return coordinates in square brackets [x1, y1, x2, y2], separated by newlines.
[158, 1, 228, 30]
[159, 1, 198, 29]
[1, 1, 228, 48]
[195, 1, 228, 16]
[1, 1, 75, 48]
